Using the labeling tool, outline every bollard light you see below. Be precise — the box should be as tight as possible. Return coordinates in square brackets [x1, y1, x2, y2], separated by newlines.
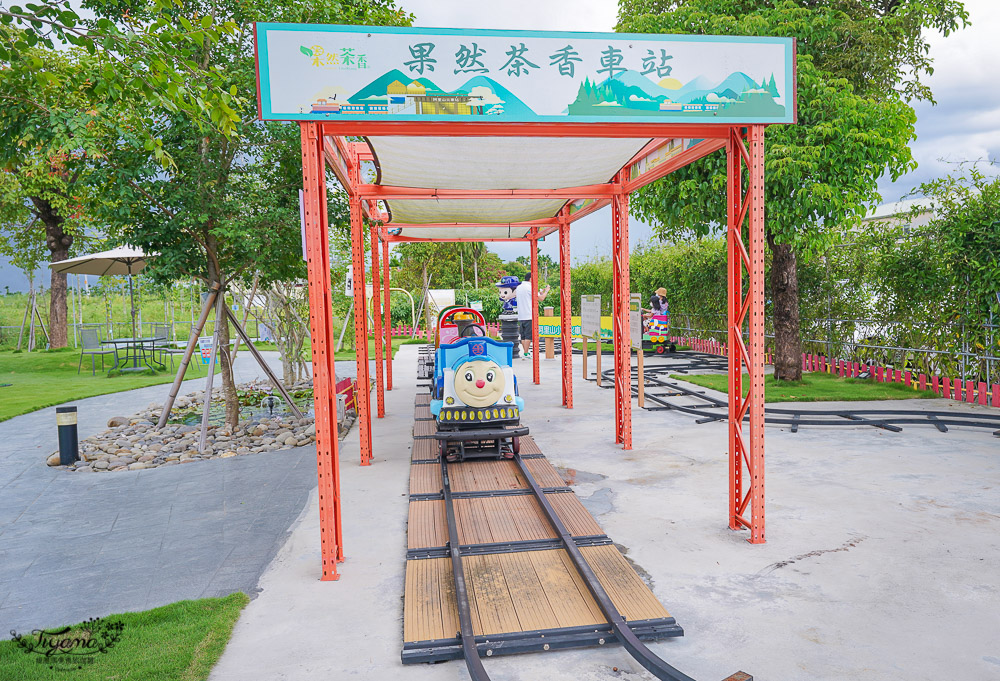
[56, 406, 79, 465]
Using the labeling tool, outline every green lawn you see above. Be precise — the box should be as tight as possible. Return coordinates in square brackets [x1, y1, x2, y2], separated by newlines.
[679, 370, 939, 403]
[0, 594, 248, 680]
[0, 348, 215, 422]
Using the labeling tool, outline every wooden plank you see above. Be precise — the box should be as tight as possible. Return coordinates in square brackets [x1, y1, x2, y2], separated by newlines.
[411, 437, 437, 462]
[525, 458, 567, 488]
[582, 545, 671, 622]
[465, 553, 521, 635]
[548, 492, 604, 537]
[415, 393, 431, 406]
[518, 434, 542, 455]
[409, 463, 442, 496]
[407, 500, 447, 549]
[528, 549, 605, 628]
[415, 404, 432, 419]
[497, 551, 560, 632]
[413, 420, 437, 437]
[404, 557, 460, 643]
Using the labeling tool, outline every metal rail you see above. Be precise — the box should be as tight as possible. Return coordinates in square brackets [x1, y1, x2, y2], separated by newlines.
[439, 455, 492, 681]
[511, 454, 698, 681]
[604, 357, 1000, 436]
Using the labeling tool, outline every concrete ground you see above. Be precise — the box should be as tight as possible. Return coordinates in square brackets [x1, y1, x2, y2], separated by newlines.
[0, 353, 357, 636]
[210, 345, 1000, 681]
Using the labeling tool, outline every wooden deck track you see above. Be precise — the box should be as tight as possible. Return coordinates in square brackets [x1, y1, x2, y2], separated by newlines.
[404, 390, 675, 647]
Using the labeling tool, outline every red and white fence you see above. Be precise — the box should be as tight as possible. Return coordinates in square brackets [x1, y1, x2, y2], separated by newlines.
[669, 335, 999, 408]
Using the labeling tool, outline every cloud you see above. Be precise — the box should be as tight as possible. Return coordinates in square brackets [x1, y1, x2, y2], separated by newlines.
[467, 86, 504, 106]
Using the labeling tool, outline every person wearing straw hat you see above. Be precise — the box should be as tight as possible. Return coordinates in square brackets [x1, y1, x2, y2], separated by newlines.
[648, 287, 668, 315]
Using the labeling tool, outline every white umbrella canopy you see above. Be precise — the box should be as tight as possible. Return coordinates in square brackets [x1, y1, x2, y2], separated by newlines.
[49, 246, 156, 339]
[49, 246, 152, 276]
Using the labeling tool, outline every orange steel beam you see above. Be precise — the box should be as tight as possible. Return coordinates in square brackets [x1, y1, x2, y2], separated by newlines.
[300, 122, 342, 579]
[565, 199, 612, 224]
[387, 236, 532, 243]
[384, 220, 557, 229]
[369, 225, 385, 419]
[611, 171, 632, 450]
[530, 231, 540, 385]
[348, 153, 373, 466]
[559, 215, 573, 408]
[321, 121, 733, 138]
[535, 223, 560, 240]
[358, 184, 619, 200]
[727, 125, 766, 544]
[381, 232, 393, 391]
[623, 138, 727, 194]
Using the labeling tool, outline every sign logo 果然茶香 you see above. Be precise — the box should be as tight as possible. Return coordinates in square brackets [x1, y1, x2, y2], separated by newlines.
[300, 44, 370, 69]
[10, 617, 125, 671]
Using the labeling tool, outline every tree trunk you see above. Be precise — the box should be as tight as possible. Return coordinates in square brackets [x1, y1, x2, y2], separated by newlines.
[768, 233, 803, 381]
[34, 198, 72, 348]
[217, 310, 240, 428]
[473, 258, 479, 288]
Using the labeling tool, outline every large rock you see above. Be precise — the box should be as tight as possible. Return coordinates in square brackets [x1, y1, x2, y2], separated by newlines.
[107, 416, 129, 428]
[46, 452, 62, 466]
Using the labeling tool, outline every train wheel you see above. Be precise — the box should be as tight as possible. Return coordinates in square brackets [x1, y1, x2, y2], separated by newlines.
[655, 345, 666, 355]
[511, 437, 520, 455]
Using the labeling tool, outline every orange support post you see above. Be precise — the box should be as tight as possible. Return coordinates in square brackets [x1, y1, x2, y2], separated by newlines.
[348, 158, 373, 466]
[369, 226, 385, 418]
[611, 172, 632, 450]
[300, 122, 342, 579]
[726, 125, 766, 543]
[530, 231, 540, 385]
[559, 218, 573, 408]
[382, 233, 393, 391]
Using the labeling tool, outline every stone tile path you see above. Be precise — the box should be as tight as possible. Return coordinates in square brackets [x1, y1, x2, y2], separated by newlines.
[0, 353, 359, 636]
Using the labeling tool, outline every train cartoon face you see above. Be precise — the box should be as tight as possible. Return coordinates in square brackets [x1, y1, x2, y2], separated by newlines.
[431, 337, 524, 426]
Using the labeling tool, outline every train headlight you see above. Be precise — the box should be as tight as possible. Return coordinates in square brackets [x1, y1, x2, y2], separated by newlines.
[477, 410, 484, 420]
[504, 395, 513, 403]
[493, 409, 499, 419]
[446, 397, 454, 405]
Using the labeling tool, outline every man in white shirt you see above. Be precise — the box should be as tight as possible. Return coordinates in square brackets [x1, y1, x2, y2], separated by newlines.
[515, 273, 550, 359]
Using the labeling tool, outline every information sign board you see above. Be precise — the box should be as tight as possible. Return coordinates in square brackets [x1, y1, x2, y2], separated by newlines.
[255, 24, 795, 125]
[581, 295, 602, 337]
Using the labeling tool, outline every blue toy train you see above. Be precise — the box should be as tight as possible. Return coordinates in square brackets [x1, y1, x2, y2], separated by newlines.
[430, 336, 528, 462]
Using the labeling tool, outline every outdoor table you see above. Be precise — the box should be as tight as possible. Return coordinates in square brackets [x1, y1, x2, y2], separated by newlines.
[101, 337, 166, 373]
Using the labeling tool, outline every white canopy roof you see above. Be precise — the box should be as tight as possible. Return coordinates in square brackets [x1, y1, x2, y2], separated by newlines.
[366, 136, 650, 237]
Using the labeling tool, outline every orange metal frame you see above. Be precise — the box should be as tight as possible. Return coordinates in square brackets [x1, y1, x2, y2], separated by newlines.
[298, 121, 770, 576]
[726, 126, 767, 544]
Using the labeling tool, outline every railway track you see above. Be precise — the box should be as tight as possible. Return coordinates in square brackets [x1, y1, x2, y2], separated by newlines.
[437, 450, 736, 681]
[593, 355, 1000, 436]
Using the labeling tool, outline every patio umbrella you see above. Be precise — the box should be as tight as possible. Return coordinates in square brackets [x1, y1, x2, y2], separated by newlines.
[49, 246, 153, 339]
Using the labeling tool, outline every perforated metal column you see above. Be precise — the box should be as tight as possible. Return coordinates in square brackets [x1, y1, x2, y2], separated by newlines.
[300, 123, 343, 578]
[726, 125, 766, 543]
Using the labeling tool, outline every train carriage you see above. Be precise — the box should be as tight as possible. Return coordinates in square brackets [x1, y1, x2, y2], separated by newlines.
[430, 337, 527, 462]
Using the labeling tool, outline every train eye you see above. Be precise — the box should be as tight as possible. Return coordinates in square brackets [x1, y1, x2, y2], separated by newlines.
[463, 371, 473, 382]
[485, 371, 495, 382]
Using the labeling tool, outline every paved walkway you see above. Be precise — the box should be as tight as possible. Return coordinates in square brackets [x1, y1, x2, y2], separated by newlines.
[210, 345, 1000, 681]
[0, 353, 358, 636]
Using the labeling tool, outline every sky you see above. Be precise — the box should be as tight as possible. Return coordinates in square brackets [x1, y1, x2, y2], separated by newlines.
[397, 0, 1000, 263]
[2, 0, 997, 290]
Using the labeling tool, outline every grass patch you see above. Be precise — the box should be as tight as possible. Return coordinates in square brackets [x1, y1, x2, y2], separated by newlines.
[0, 348, 217, 422]
[0, 593, 249, 681]
[679, 370, 939, 403]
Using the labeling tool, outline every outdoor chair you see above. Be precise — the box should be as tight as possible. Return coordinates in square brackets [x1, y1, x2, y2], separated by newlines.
[153, 324, 201, 375]
[78, 328, 116, 375]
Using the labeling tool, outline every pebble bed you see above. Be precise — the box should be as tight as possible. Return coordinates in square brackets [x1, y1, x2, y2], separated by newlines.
[48, 381, 319, 473]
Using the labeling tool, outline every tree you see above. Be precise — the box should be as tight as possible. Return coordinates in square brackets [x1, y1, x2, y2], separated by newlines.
[618, 0, 966, 380]
[0, 39, 125, 347]
[96, 0, 411, 427]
